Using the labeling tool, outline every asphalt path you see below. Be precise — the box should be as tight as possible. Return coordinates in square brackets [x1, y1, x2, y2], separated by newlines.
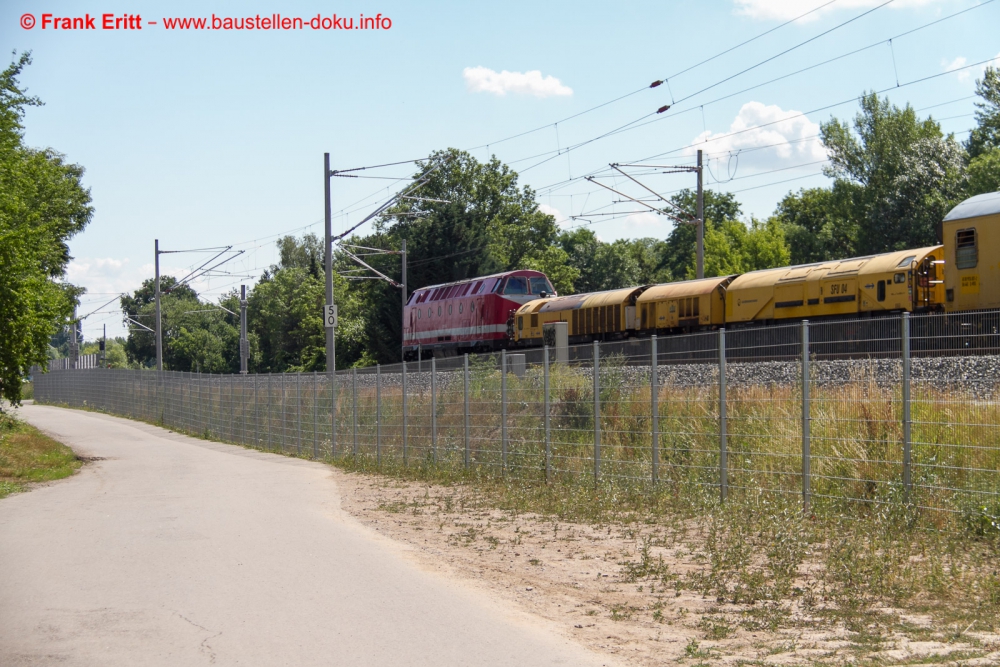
[1, 404, 615, 667]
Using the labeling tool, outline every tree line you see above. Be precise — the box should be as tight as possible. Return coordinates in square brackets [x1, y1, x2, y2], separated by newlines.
[123, 74, 998, 373]
[5, 51, 999, 400]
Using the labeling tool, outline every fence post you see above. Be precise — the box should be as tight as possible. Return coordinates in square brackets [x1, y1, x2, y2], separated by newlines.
[352, 367, 358, 456]
[902, 312, 912, 502]
[313, 372, 318, 459]
[431, 357, 437, 464]
[402, 359, 408, 466]
[593, 340, 601, 485]
[719, 328, 728, 501]
[280, 372, 285, 451]
[266, 375, 272, 451]
[801, 320, 811, 511]
[241, 375, 246, 445]
[376, 364, 382, 465]
[651, 335, 659, 485]
[544, 345, 551, 483]
[296, 373, 302, 456]
[253, 374, 258, 449]
[464, 353, 470, 469]
[501, 349, 507, 471]
[330, 360, 340, 458]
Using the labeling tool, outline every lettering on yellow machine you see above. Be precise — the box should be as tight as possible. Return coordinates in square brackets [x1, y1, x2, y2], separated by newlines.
[961, 274, 980, 294]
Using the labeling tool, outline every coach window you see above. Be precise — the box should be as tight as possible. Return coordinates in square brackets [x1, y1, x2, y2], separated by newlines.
[956, 229, 977, 269]
[504, 276, 528, 294]
[427, 308, 432, 318]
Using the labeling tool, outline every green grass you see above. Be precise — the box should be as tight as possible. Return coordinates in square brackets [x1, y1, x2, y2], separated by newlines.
[0, 411, 81, 498]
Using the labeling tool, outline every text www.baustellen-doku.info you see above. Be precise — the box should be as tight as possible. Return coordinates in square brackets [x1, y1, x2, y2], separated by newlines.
[19, 12, 393, 31]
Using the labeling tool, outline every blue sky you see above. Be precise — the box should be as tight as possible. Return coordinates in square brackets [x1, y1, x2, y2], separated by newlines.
[3, 0, 998, 340]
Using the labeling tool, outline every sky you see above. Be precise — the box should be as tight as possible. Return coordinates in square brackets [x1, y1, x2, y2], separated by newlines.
[3, 0, 998, 341]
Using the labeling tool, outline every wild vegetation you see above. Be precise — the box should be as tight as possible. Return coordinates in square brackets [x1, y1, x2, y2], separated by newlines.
[0, 53, 93, 404]
[0, 411, 81, 498]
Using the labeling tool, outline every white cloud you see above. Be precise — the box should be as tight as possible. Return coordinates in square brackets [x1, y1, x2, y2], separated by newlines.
[686, 101, 827, 171]
[463, 66, 572, 98]
[943, 56, 970, 82]
[734, 0, 944, 22]
[538, 203, 574, 228]
[621, 212, 666, 235]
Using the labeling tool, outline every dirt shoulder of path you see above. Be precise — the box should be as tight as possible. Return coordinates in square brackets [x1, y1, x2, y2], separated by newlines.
[332, 471, 1000, 667]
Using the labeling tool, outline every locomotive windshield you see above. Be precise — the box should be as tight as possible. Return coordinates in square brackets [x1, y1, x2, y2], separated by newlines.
[504, 277, 528, 294]
[530, 277, 554, 295]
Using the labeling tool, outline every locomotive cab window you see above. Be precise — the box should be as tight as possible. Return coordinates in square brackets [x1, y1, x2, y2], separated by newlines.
[956, 228, 978, 269]
[896, 255, 916, 268]
[529, 277, 554, 295]
[504, 277, 528, 294]
[893, 272, 906, 284]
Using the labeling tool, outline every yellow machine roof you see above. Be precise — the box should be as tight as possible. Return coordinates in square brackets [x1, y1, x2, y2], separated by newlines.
[636, 276, 733, 303]
[515, 298, 553, 315]
[856, 246, 942, 276]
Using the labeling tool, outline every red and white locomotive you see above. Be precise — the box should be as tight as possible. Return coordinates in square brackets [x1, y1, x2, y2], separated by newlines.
[403, 270, 556, 359]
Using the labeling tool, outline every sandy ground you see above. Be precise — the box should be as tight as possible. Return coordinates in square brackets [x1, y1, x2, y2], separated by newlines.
[333, 472, 1000, 666]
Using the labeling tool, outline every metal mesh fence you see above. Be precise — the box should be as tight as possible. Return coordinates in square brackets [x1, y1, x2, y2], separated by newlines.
[32, 310, 1000, 519]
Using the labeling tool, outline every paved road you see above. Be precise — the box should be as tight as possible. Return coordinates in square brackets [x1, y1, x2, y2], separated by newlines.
[2, 405, 615, 667]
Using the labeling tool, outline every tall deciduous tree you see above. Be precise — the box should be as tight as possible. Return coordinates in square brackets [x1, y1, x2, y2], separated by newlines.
[774, 185, 859, 265]
[967, 66, 1000, 160]
[349, 148, 563, 363]
[0, 53, 92, 404]
[821, 92, 961, 254]
[660, 189, 743, 280]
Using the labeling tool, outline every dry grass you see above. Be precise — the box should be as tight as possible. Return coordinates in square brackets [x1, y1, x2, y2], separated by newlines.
[332, 467, 1000, 666]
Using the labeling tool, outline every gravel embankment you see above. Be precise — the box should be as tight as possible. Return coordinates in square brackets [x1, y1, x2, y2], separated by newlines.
[339, 354, 1000, 396]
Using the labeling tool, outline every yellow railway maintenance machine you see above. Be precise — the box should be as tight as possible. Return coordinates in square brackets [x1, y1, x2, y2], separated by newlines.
[513, 286, 648, 345]
[725, 245, 945, 324]
[941, 191, 1000, 312]
[635, 275, 733, 333]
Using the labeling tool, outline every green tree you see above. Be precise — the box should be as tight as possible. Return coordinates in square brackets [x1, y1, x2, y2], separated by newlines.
[774, 185, 859, 264]
[349, 149, 563, 363]
[660, 189, 742, 280]
[966, 147, 1000, 195]
[695, 217, 790, 278]
[821, 92, 959, 253]
[120, 277, 245, 372]
[0, 53, 93, 404]
[628, 238, 673, 286]
[967, 66, 1000, 159]
[248, 235, 366, 371]
[557, 228, 641, 293]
